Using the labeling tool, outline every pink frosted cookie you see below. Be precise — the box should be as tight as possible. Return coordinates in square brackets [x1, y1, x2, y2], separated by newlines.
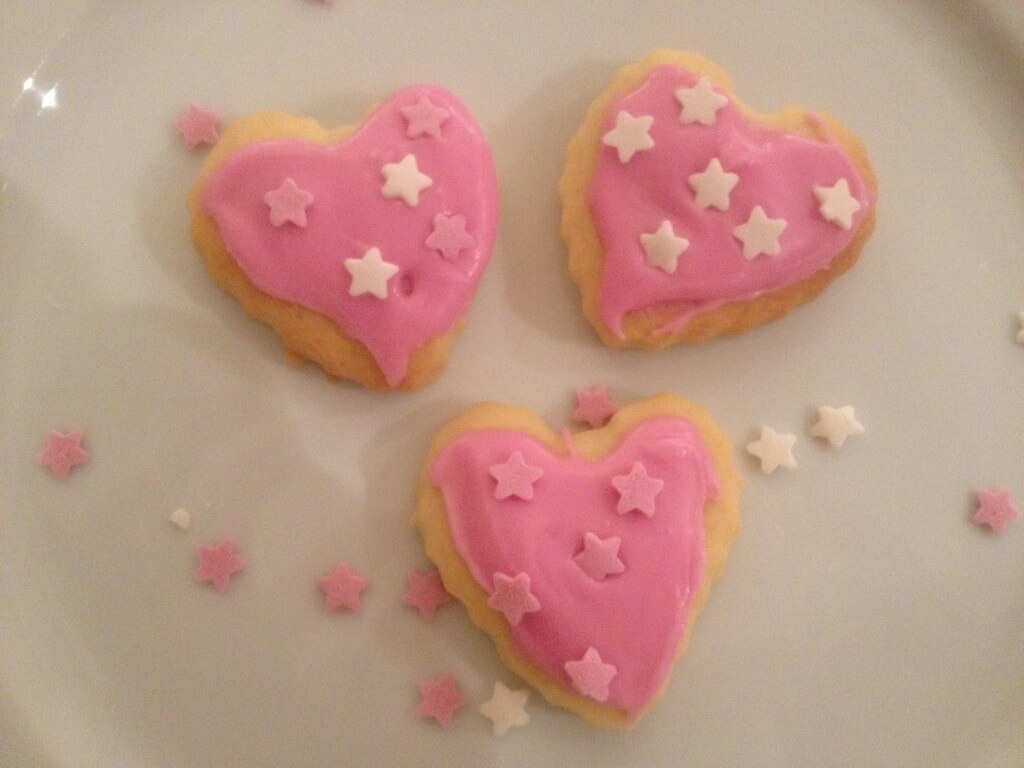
[560, 50, 878, 348]
[189, 85, 498, 391]
[413, 393, 742, 728]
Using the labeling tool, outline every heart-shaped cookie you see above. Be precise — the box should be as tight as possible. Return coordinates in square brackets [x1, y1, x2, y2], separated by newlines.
[560, 50, 878, 347]
[189, 85, 498, 390]
[414, 393, 741, 728]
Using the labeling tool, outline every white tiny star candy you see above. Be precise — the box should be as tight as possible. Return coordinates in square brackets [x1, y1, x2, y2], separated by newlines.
[814, 178, 861, 230]
[674, 76, 728, 126]
[733, 206, 787, 259]
[344, 247, 399, 299]
[601, 111, 655, 163]
[381, 153, 432, 206]
[688, 157, 739, 211]
[479, 681, 529, 737]
[640, 220, 689, 273]
[809, 405, 865, 449]
[168, 508, 191, 530]
[746, 426, 797, 475]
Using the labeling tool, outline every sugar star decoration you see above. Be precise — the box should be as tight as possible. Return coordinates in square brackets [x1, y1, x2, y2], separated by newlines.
[674, 76, 729, 126]
[814, 178, 861, 230]
[400, 96, 450, 139]
[746, 426, 798, 475]
[381, 153, 432, 206]
[688, 157, 739, 211]
[601, 111, 655, 163]
[263, 177, 314, 227]
[425, 212, 475, 260]
[487, 571, 541, 626]
[479, 681, 530, 736]
[1016, 311, 1024, 344]
[416, 673, 466, 728]
[488, 450, 544, 501]
[174, 103, 219, 148]
[168, 508, 192, 530]
[573, 532, 625, 581]
[640, 220, 689, 274]
[402, 568, 450, 619]
[809, 405, 865, 449]
[972, 488, 1019, 534]
[344, 247, 399, 299]
[564, 647, 617, 702]
[733, 205, 787, 259]
[195, 539, 245, 591]
[37, 428, 89, 478]
[572, 385, 618, 428]
[611, 461, 664, 517]
[318, 562, 369, 612]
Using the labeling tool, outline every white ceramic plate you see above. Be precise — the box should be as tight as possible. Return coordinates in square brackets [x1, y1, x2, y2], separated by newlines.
[2, 3, 1022, 766]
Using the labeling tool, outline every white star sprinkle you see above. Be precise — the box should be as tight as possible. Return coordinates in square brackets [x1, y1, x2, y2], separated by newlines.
[344, 247, 399, 299]
[688, 157, 739, 211]
[381, 153, 432, 206]
[601, 111, 655, 163]
[746, 426, 797, 475]
[814, 178, 861, 230]
[733, 206, 787, 259]
[674, 76, 728, 126]
[478, 681, 530, 736]
[1016, 311, 1024, 344]
[809, 406, 864, 449]
[168, 508, 191, 530]
[640, 220, 689, 273]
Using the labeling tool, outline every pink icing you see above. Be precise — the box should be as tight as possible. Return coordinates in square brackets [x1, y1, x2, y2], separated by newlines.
[201, 85, 498, 387]
[589, 65, 875, 336]
[429, 416, 719, 715]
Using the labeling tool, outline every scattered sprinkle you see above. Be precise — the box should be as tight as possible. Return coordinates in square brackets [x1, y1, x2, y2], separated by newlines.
[195, 539, 245, 591]
[809, 405, 864, 449]
[174, 103, 219, 149]
[415, 673, 465, 727]
[168, 508, 192, 530]
[479, 681, 530, 736]
[572, 385, 617, 428]
[37, 428, 89, 478]
[972, 488, 1019, 534]
[745, 426, 798, 475]
[318, 562, 369, 612]
[402, 568, 450, 619]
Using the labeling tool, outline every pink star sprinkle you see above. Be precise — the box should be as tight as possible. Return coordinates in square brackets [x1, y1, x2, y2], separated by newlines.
[400, 96, 450, 139]
[37, 428, 89, 479]
[487, 571, 541, 626]
[264, 177, 314, 227]
[195, 539, 245, 591]
[489, 451, 544, 501]
[611, 461, 664, 517]
[415, 672, 465, 727]
[403, 568, 450, 619]
[564, 647, 617, 702]
[573, 532, 625, 581]
[972, 488, 1019, 534]
[425, 213, 476, 261]
[174, 103, 220, 149]
[318, 562, 369, 612]
[572, 386, 618, 428]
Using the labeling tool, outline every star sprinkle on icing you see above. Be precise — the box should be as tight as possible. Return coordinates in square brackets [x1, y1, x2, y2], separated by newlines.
[574, 532, 625, 581]
[640, 220, 689, 274]
[174, 103, 219, 149]
[611, 461, 664, 517]
[674, 76, 728, 126]
[489, 450, 543, 501]
[479, 681, 530, 736]
[688, 157, 739, 211]
[195, 539, 244, 591]
[972, 488, 1019, 534]
[809, 405, 864, 449]
[344, 247, 399, 299]
[814, 178, 861, 230]
[416, 673, 466, 728]
[263, 177, 313, 227]
[381, 153, 432, 206]
[572, 385, 617, 429]
[564, 647, 617, 702]
[168, 508, 191, 530]
[400, 96, 451, 139]
[1016, 311, 1024, 344]
[402, 568, 450, 619]
[37, 428, 89, 478]
[318, 562, 369, 612]
[487, 572, 541, 626]
[734, 206, 787, 259]
[601, 111, 655, 163]
[746, 426, 798, 475]
[425, 213, 475, 261]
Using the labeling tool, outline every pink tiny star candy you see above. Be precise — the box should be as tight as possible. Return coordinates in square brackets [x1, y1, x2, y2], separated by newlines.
[400, 96, 451, 139]
[487, 571, 541, 626]
[415, 672, 466, 727]
[318, 562, 369, 612]
[37, 428, 89, 478]
[425, 213, 475, 261]
[174, 103, 220, 149]
[195, 539, 245, 591]
[403, 567, 450, 619]
[573, 532, 625, 581]
[572, 385, 618, 428]
[488, 450, 544, 501]
[972, 488, 1019, 534]
[564, 647, 617, 702]
[611, 461, 664, 517]
[264, 177, 314, 227]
